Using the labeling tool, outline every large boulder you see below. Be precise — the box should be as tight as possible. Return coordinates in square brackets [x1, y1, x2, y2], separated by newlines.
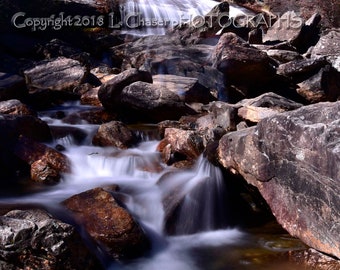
[0, 209, 101, 270]
[98, 68, 153, 111]
[63, 187, 150, 259]
[24, 57, 87, 92]
[218, 101, 340, 259]
[0, 99, 36, 116]
[212, 32, 276, 96]
[92, 121, 136, 149]
[120, 81, 194, 122]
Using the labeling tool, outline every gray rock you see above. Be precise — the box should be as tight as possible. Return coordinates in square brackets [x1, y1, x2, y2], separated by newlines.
[311, 30, 340, 72]
[297, 65, 340, 103]
[212, 33, 276, 94]
[98, 68, 153, 111]
[265, 49, 303, 63]
[0, 99, 36, 116]
[120, 81, 194, 122]
[153, 74, 215, 104]
[24, 57, 87, 92]
[0, 209, 101, 270]
[218, 101, 340, 259]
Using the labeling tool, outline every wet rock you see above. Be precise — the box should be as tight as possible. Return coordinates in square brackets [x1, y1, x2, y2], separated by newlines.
[0, 99, 36, 116]
[0, 73, 27, 101]
[212, 33, 276, 95]
[297, 65, 340, 103]
[92, 121, 136, 149]
[157, 128, 204, 165]
[153, 74, 216, 104]
[80, 86, 102, 106]
[311, 30, 340, 72]
[0, 209, 101, 270]
[63, 187, 150, 259]
[218, 101, 340, 259]
[263, 12, 321, 53]
[120, 81, 194, 122]
[24, 57, 87, 92]
[98, 68, 153, 111]
[13, 136, 71, 184]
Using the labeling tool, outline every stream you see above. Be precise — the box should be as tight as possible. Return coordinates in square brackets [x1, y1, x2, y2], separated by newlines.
[0, 102, 307, 269]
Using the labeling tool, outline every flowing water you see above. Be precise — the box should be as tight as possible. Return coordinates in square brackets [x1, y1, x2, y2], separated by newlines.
[0, 102, 307, 269]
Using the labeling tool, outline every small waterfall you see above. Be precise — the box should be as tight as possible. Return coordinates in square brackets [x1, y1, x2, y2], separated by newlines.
[119, 0, 219, 35]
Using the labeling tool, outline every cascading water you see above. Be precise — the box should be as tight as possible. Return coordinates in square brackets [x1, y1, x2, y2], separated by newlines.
[0, 101, 307, 270]
[119, 0, 218, 35]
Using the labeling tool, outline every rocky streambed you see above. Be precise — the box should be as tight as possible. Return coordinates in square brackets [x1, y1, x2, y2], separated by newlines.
[0, 0, 339, 269]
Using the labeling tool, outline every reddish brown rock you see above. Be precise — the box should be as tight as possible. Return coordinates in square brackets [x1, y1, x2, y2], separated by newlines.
[63, 187, 150, 259]
[218, 101, 340, 259]
[158, 128, 204, 165]
[92, 121, 136, 149]
[0, 99, 36, 116]
[13, 136, 71, 184]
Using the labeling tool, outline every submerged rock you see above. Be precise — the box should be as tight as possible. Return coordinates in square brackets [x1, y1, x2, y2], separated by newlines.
[218, 101, 340, 259]
[0, 209, 101, 270]
[63, 187, 150, 259]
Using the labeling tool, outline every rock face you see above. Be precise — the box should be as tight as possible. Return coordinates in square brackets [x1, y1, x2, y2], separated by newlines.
[24, 57, 87, 92]
[0, 209, 101, 270]
[92, 121, 136, 149]
[218, 101, 340, 259]
[63, 187, 150, 259]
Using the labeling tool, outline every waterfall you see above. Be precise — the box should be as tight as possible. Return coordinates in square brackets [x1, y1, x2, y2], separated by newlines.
[119, 0, 219, 35]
